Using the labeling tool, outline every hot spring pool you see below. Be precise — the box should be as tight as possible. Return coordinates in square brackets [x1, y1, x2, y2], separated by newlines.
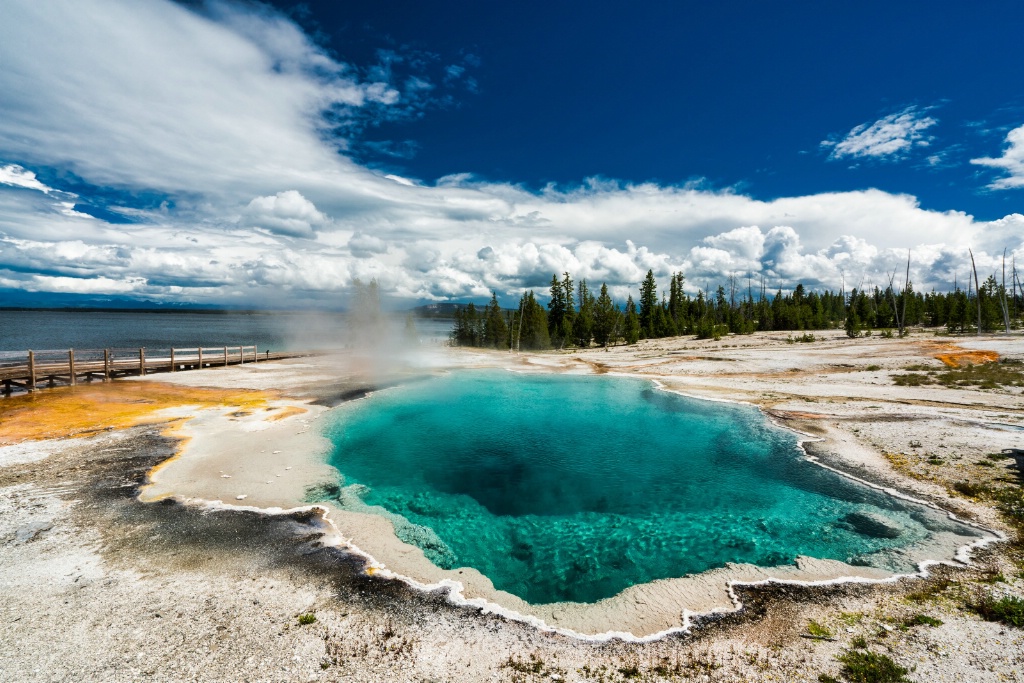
[322, 370, 982, 605]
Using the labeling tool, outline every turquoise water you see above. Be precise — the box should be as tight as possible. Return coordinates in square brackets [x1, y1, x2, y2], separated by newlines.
[324, 371, 980, 605]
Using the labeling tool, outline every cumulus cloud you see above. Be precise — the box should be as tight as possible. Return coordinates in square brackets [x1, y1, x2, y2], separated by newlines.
[822, 106, 938, 161]
[348, 232, 388, 257]
[971, 124, 1024, 189]
[0, 164, 54, 193]
[0, 1, 1019, 307]
[243, 190, 326, 238]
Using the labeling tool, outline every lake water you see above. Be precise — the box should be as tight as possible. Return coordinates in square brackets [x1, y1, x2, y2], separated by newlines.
[0, 309, 452, 361]
[325, 370, 983, 604]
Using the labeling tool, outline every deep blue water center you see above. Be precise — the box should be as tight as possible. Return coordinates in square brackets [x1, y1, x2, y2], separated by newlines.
[324, 371, 971, 604]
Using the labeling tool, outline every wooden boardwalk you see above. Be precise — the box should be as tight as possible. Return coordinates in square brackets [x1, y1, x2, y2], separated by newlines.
[0, 345, 312, 395]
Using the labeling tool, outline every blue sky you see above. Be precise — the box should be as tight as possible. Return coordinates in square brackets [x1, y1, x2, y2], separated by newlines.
[320, 0, 1024, 216]
[0, 0, 1022, 307]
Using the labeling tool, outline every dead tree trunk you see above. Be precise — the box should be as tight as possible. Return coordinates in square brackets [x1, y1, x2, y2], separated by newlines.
[900, 250, 910, 337]
[1001, 249, 1011, 333]
[969, 248, 982, 336]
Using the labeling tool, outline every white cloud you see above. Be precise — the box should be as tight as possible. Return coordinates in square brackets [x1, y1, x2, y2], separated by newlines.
[0, 164, 54, 193]
[243, 190, 326, 238]
[822, 106, 938, 161]
[971, 124, 1024, 189]
[348, 232, 388, 257]
[0, 1, 1019, 307]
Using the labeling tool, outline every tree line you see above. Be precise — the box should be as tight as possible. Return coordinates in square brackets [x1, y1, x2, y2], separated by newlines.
[449, 269, 1024, 350]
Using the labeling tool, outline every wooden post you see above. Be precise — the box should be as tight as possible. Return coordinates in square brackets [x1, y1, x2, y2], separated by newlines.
[223, 346, 228, 367]
[28, 350, 36, 390]
[69, 349, 76, 386]
[139, 348, 146, 376]
[104, 349, 110, 380]
[170, 348, 176, 372]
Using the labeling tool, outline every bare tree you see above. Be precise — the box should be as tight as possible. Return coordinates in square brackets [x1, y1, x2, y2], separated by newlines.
[969, 248, 982, 336]
[1000, 249, 1012, 333]
[900, 250, 910, 337]
[884, 255, 908, 337]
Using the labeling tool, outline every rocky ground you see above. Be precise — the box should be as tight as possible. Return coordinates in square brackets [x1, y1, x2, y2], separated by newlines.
[2, 329, 1024, 682]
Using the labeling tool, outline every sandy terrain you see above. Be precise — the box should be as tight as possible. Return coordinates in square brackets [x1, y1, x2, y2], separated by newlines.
[2, 329, 1024, 681]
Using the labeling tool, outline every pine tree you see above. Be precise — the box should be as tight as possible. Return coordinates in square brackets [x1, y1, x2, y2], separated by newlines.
[483, 292, 509, 348]
[561, 272, 576, 343]
[547, 274, 568, 348]
[668, 272, 686, 330]
[518, 291, 551, 350]
[639, 269, 658, 338]
[450, 303, 482, 346]
[592, 283, 619, 346]
[844, 306, 860, 338]
[623, 295, 640, 344]
[572, 279, 595, 347]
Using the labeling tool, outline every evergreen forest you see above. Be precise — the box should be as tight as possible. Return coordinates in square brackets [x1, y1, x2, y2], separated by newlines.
[449, 269, 1024, 350]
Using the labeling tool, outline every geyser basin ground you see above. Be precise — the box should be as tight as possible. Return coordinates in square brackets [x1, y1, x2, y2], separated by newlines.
[323, 370, 985, 614]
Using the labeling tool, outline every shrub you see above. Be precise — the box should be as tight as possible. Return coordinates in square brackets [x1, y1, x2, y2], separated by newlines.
[807, 620, 833, 638]
[298, 613, 317, 625]
[893, 372, 932, 387]
[953, 481, 989, 498]
[970, 595, 1024, 628]
[907, 614, 943, 627]
[835, 650, 910, 683]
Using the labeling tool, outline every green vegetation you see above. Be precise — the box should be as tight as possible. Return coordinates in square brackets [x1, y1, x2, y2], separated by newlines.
[894, 358, 1024, 389]
[905, 577, 958, 603]
[451, 264, 1024, 350]
[502, 653, 547, 675]
[953, 481, 989, 498]
[807, 620, 834, 638]
[970, 595, 1024, 627]
[834, 650, 910, 683]
[906, 614, 943, 627]
[297, 613, 317, 625]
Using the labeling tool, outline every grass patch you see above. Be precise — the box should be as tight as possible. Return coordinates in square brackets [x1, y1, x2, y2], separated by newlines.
[504, 654, 548, 675]
[839, 612, 864, 626]
[835, 650, 910, 683]
[297, 613, 317, 625]
[893, 372, 931, 387]
[906, 614, 943, 627]
[905, 577, 957, 603]
[865, 364, 882, 371]
[978, 571, 1006, 584]
[952, 480, 990, 498]
[807, 620, 833, 638]
[969, 595, 1024, 628]
[850, 635, 869, 649]
[617, 664, 641, 678]
[893, 359, 1024, 389]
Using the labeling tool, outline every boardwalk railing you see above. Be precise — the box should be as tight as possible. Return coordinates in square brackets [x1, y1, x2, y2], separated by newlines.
[0, 345, 298, 395]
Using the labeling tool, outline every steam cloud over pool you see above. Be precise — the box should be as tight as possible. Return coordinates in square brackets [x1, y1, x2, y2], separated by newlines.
[324, 371, 982, 605]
